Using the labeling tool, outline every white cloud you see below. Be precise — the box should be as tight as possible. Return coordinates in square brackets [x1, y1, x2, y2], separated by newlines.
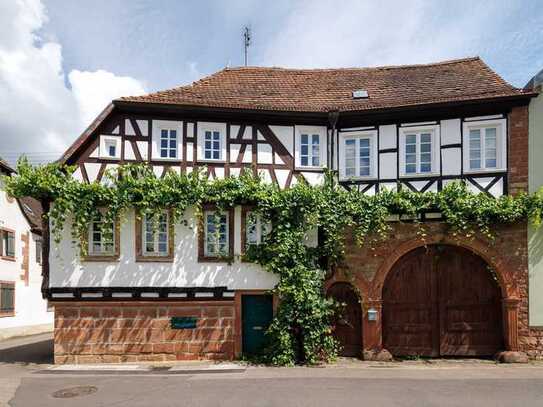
[261, 0, 524, 71]
[69, 70, 146, 126]
[0, 0, 146, 164]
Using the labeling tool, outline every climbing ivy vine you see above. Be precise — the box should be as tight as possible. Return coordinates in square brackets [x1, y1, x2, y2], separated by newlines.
[4, 159, 543, 365]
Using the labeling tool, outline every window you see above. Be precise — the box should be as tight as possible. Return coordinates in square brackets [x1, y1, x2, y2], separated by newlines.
[204, 130, 221, 160]
[245, 211, 271, 248]
[142, 212, 169, 256]
[339, 131, 377, 179]
[0, 282, 15, 316]
[463, 120, 506, 173]
[469, 127, 497, 170]
[99, 136, 120, 160]
[35, 236, 42, 265]
[160, 129, 177, 159]
[399, 126, 439, 176]
[105, 140, 116, 158]
[300, 134, 320, 167]
[88, 212, 115, 256]
[296, 126, 326, 168]
[0, 230, 15, 259]
[204, 211, 229, 257]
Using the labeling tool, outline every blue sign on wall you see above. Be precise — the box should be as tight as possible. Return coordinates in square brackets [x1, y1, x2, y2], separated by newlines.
[170, 316, 198, 329]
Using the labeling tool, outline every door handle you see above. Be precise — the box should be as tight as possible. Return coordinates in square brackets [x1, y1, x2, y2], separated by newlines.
[253, 326, 263, 330]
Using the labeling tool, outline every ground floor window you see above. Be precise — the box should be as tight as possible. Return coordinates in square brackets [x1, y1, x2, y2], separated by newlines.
[0, 282, 15, 316]
[0, 229, 15, 259]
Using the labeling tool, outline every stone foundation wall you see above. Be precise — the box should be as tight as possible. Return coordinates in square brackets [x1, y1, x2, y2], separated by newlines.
[53, 301, 234, 364]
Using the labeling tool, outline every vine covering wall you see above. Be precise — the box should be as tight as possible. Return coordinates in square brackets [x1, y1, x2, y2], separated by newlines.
[4, 159, 543, 365]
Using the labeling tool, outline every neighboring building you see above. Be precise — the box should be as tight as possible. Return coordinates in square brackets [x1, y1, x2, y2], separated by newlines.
[526, 69, 543, 329]
[48, 57, 541, 363]
[0, 158, 53, 340]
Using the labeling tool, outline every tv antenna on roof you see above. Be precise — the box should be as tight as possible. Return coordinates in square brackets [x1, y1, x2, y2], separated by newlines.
[243, 26, 251, 66]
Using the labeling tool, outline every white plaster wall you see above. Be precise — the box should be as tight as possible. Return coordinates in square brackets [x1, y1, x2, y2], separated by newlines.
[49, 207, 279, 290]
[0, 178, 53, 333]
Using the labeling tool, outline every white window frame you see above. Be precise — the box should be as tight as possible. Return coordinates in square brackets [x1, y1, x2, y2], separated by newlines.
[338, 130, 378, 180]
[88, 211, 115, 256]
[462, 119, 506, 173]
[295, 126, 327, 169]
[159, 129, 178, 159]
[151, 120, 183, 161]
[198, 122, 227, 162]
[245, 211, 271, 247]
[99, 135, 121, 160]
[142, 212, 169, 257]
[204, 210, 229, 257]
[399, 125, 440, 177]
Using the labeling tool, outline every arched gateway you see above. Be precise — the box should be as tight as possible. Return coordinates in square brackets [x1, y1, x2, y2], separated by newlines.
[327, 283, 363, 357]
[383, 245, 503, 357]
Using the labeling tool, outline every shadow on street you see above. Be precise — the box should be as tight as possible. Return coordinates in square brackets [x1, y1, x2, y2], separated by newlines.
[0, 336, 53, 365]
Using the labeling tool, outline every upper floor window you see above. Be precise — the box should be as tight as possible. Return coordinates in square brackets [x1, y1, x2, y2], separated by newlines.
[0, 229, 15, 259]
[399, 126, 439, 176]
[0, 282, 15, 316]
[204, 130, 222, 160]
[152, 120, 183, 161]
[339, 131, 377, 179]
[88, 212, 116, 257]
[143, 212, 169, 256]
[160, 129, 178, 159]
[295, 126, 326, 168]
[463, 120, 506, 172]
[204, 211, 229, 257]
[300, 134, 320, 166]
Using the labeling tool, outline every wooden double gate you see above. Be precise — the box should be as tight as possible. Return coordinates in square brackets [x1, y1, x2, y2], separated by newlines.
[383, 245, 503, 357]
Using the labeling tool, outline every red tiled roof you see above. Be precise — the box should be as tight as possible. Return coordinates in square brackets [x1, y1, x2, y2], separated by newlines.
[118, 57, 530, 113]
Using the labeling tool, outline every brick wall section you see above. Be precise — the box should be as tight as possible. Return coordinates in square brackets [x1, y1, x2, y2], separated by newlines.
[334, 221, 543, 358]
[508, 105, 529, 195]
[20, 232, 29, 286]
[53, 301, 235, 364]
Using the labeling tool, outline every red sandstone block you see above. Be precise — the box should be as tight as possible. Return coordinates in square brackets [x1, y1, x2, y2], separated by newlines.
[221, 319, 234, 328]
[56, 308, 79, 319]
[137, 354, 164, 362]
[80, 307, 101, 318]
[151, 318, 170, 329]
[101, 355, 122, 363]
[124, 343, 154, 354]
[117, 318, 152, 329]
[164, 329, 194, 342]
[166, 307, 202, 318]
[219, 307, 234, 318]
[54, 355, 75, 364]
[174, 342, 189, 353]
[202, 307, 220, 317]
[198, 318, 220, 328]
[94, 319, 117, 329]
[77, 355, 102, 364]
[192, 328, 231, 342]
[102, 308, 122, 318]
[175, 353, 199, 361]
[153, 343, 175, 354]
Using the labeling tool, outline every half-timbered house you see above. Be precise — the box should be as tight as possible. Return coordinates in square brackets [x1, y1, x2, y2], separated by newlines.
[48, 57, 542, 363]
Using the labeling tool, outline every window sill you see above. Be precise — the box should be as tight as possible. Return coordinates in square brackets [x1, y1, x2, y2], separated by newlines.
[1, 256, 16, 262]
[81, 255, 120, 262]
[399, 172, 440, 179]
[136, 255, 174, 263]
[198, 158, 226, 163]
[339, 175, 377, 182]
[463, 168, 506, 175]
[295, 166, 326, 172]
[152, 157, 181, 162]
[99, 156, 120, 161]
[198, 255, 232, 263]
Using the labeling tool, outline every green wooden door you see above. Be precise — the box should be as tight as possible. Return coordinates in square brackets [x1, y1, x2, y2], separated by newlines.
[242, 295, 273, 355]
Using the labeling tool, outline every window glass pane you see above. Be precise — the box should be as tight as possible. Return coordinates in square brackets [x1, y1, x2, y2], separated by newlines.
[406, 134, 417, 144]
[406, 164, 416, 173]
[420, 163, 431, 172]
[301, 157, 308, 166]
[420, 133, 431, 143]
[301, 134, 308, 144]
[161, 129, 168, 138]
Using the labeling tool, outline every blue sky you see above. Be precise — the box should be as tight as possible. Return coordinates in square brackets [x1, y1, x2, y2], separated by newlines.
[1, 0, 543, 164]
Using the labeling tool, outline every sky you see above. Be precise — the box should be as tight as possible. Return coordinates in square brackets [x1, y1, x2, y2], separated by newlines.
[1, 0, 543, 166]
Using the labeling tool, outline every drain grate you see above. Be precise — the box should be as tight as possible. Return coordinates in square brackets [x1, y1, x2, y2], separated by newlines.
[52, 386, 98, 399]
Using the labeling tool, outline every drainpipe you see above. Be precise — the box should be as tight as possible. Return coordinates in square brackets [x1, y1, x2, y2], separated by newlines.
[328, 110, 340, 180]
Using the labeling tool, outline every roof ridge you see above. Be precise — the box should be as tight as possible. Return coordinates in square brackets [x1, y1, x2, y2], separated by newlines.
[220, 56, 482, 73]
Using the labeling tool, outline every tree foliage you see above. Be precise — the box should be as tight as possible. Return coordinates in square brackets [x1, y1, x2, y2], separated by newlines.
[4, 159, 543, 365]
